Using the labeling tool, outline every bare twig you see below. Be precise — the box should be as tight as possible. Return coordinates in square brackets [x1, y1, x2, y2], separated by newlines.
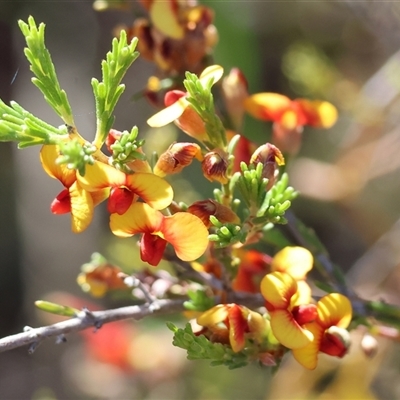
[0, 293, 266, 354]
[0, 298, 185, 354]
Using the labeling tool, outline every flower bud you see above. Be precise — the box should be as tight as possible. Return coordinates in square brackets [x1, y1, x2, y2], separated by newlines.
[105, 129, 122, 154]
[201, 149, 229, 184]
[154, 142, 202, 177]
[250, 143, 284, 189]
[221, 68, 248, 130]
[360, 333, 378, 358]
[187, 199, 240, 228]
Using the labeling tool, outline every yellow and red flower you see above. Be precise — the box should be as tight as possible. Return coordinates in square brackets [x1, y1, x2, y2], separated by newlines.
[147, 65, 224, 142]
[244, 93, 338, 155]
[110, 202, 209, 266]
[244, 93, 337, 130]
[125, 0, 218, 74]
[232, 249, 271, 293]
[201, 148, 229, 184]
[270, 246, 314, 303]
[154, 142, 202, 177]
[260, 271, 316, 350]
[77, 261, 128, 298]
[187, 199, 240, 228]
[292, 293, 352, 369]
[40, 145, 109, 233]
[77, 161, 173, 215]
[196, 303, 267, 352]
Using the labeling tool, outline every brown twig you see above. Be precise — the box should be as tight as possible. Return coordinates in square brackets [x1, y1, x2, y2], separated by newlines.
[0, 293, 265, 354]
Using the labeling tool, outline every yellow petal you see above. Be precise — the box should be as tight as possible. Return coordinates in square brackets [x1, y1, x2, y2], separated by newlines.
[147, 97, 188, 127]
[260, 271, 297, 309]
[40, 145, 76, 188]
[291, 280, 312, 306]
[110, 202, 164, 238]
[69, 181, 94, 233]
[90, 188, 110, 207]
[292, 322, 324, 370]
[297, 99, 338, 128]
[78, 162, 126, 191]
[161, 212, 209, 261]
[270, 309, 313, 349]
[197, 304, 229, 326]
[199, 65, 224, 86]
[244, 93, 291, 121]
[126, 173, 173, 210]
[271, 246, 313, 280]
[149, 0, 185, 39]
[317, 293, 352, 329]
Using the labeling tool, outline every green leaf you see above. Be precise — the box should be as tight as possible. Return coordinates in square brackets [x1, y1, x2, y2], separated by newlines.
[35, 300, 79, 317]
[92, 31, 139, 147]
[0, 99, 68, 147]
[183, 290, 215, 312]
[167, 323, 249, 369]
[18, 16, 74, 126]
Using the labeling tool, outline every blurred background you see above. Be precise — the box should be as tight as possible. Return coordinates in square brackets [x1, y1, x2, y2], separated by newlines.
[1, 0, 400, 398]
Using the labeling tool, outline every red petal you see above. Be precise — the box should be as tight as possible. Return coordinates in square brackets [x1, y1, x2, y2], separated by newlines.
[140, 233, 168, 266]
[292, 304, 318, 326]
[50, 189, 71, 214]
[228, 304, 248, 352]
[164, 90, 186, 106]
[107, 187, 134, 215]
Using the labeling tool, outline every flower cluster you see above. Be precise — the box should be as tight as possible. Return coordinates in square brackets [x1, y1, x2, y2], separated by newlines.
[192, 247, 352, 369]
[1, 11, 366, 376]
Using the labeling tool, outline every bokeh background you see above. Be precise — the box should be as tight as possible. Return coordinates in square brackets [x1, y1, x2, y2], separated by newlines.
[1, 1, 400, 398]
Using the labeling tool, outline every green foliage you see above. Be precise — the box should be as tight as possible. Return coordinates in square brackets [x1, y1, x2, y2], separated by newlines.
[35, 300, 79, 317]
[183, 71, 227, 149]
[92, 31, 139, 147]
[183, 290, 215, 312]
[208, 216, 245, 248]
[0, 100, 68, 147]
[167, 322, 249, 369]
[234, 162, 269, 209]
[234, 163, 297, 226]
[58, 137, 96, 176]
[257, 172, 298, 224]
[18, 17, 74, 126]
[109, 126, 146, 172]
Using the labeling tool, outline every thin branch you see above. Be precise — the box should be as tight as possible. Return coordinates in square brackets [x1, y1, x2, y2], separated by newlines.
[0, 293, 266, 354]
[0, 298, 185, 354]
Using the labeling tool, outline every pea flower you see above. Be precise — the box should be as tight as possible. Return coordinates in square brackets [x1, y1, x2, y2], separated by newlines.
[201, 148, 229, 184]
[124, 0, 218, 74]
[292, 293, 352, 370]
[77, 161, 173, 215]
[250, 143, 285, 189]
[221, 68, 249, 131]
[244, 93, 338, 155]
[146, 64, 224, 141]
[187, 199, 240, 228]
[232, 246, 311, 295]
[232, 249, 271, 293]
[40, 145, 109, 233]
[260, 271, 316, 349]
[196, 303, 267, 352]
[154, 142, 202, 177]
[110, 202, 209, 266]
[77, 261, 128, 298]
[270, 246, 314, 304]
